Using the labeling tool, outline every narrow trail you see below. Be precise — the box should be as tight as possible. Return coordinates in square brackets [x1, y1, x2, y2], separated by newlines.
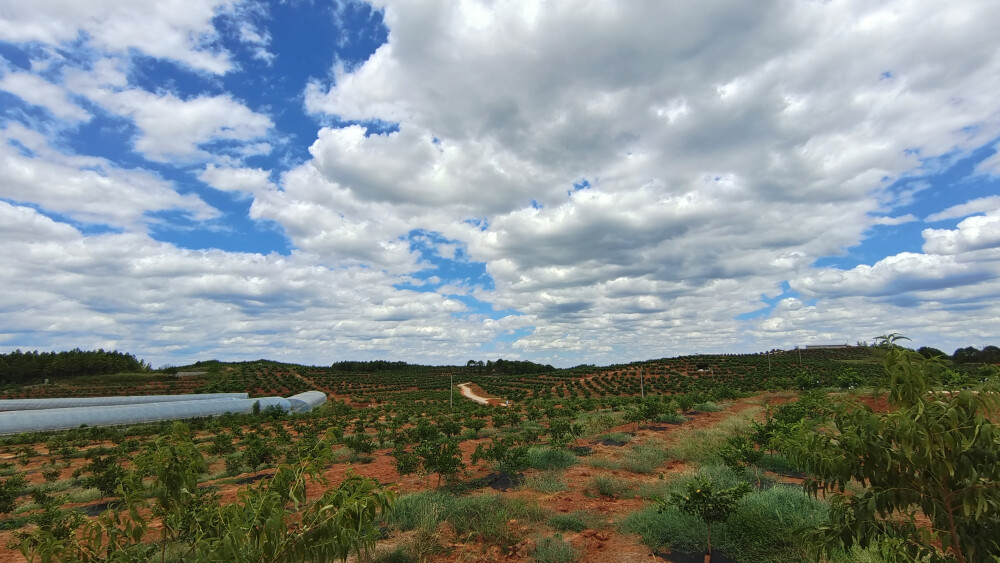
[457, 382, 503, 405]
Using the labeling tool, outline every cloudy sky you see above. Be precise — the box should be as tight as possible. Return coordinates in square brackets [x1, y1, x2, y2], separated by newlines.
[1, 0, 999, 368]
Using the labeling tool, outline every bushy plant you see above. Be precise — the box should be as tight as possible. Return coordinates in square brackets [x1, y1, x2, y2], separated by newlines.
[786, 334, 1000, 563]
[659, 476, 751, 557]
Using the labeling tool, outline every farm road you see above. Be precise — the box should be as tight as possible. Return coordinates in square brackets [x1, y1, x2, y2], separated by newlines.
[457, 382, 491, 405]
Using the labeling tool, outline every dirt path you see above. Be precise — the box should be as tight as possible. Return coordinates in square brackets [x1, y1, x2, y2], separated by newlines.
[457, 382, 493, 405]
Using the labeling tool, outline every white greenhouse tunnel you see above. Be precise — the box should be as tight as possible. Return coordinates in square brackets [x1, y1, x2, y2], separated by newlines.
[0, 391, 327, 435]
[0, 393, 249, 411]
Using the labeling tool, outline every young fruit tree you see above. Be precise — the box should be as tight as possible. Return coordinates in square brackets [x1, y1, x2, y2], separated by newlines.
[785, 335, 1000, 563]
[659, 476, 752, 559]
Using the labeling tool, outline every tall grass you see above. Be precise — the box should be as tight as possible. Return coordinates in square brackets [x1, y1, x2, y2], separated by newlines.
[666, 411, 758, 464]
[532, 534, 580, 563]
[620, 477, 826, 562]
[390, 491, 546, 551]
[521, 470, 567, 493]
[587, 443, 671, 474]
[526, 447, 578, 470]
[549, 510, 606, 532]
[587, 475, 634, 498]
[620, 444, 670, 474]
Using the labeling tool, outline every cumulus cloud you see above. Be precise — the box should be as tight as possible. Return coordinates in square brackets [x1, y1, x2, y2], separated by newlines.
[0, 71, 90, 122]
[199, 165, 275, 196]
[4, 0, 1000, 365]
[284, 0, 1000, 360]
[923, 210, 1000, 255]
[0, 201, 512, 366]
[925, 196, 1000, 222]
[0, 0, 239, 74]
[99, 89, 273, 162]
[0, 123, 217, 228]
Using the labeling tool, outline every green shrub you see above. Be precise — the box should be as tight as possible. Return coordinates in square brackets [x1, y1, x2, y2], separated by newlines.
[717, 484, 827, 562]
[526, 447, 578, 470]
[623, 479, 827, 561]
[532, 534, 579, 563]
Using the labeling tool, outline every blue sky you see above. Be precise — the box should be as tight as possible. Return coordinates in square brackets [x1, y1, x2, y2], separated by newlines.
[1, 0, 999, 367]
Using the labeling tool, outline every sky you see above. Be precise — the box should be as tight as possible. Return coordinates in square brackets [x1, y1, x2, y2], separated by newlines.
[1, 0, 999, 368]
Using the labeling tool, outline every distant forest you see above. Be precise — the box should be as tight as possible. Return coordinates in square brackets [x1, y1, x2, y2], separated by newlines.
[0, 343, 995, 386]
[0, 349, 149, 384]
[920, 345, 1000, 364]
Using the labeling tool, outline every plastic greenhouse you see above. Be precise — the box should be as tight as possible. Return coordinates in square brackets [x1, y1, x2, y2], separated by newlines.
[0, 391, 326, 435]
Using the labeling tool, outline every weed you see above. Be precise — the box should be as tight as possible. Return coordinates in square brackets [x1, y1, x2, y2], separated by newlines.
[692, 401, 724, 412]
[621, 444, 670, 474]
[532, 534, 579, 563]
[588, 475, 634, 498]
[450, 494, 545, 549]
[526, 447, 578, 470]
[595, 432, 632, 445]
[548, 510, 605, 533]
[521, 470, 566, 493]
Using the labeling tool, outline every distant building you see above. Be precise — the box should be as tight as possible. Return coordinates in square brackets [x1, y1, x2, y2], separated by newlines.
[804, 344, 851, 349]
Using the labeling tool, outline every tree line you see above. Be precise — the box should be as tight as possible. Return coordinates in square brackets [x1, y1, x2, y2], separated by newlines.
[918, 344, 1000, 364]
[0, 349, 149, 384]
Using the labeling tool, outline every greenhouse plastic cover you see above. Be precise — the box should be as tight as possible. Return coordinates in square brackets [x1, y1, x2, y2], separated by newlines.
[0, 396, 295, 434]
[286, 391, 327, 413]
[0, 393, 249, 412]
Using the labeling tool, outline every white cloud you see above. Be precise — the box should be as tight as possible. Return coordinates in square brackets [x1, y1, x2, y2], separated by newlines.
[0, 0, 239, 74]
[923, 210, 1000, 255]
[0, 123, 217, 228]
[976, 144, 1000, 175]
[106, 90, 273, 162]
[925, 195, 1000, 222]
[0, 71, 89, 121]
[284, 0, 1000, 360]
[0, 202, 509, 366]
[199, 164, 275, 196]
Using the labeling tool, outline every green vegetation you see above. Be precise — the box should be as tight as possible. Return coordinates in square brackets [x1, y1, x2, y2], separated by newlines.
[0, 339, 996, 561]
[532, 534, 579, 562]
[785, 335, 1000, 563]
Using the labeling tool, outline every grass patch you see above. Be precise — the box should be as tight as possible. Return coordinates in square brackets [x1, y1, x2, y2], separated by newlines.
[390, 490, 545, 550]
[691, 401, 724, 412]
[63, 487, 102, 504]
[532, 534, 579, 563]
[521, 470, 567, 493]
[620, 444, 670, 474]
[450, 494, 546, 549]
[374, 545, 416, 563]
[587, 475, 634, 498]
[595, 432, 632, 445]
[526, 447, 578, 470]
[390, 490, 454, 531]
[620, 479, 826, 562]
[655, 411, 686, 424]
[756, 453, 801, 474]
[665, 413, 757, 464]
[548, 510, 605, 532]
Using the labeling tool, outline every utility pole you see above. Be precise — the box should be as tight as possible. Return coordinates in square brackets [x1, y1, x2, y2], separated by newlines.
[450, 372, 453, 409]
[767, 350, 771, 372]
[798, 347, 802, 366]
[639, 368, 644, 399]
